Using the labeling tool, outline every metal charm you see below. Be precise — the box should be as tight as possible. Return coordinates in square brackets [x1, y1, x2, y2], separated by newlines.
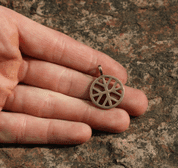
[90, 65, 124, 109]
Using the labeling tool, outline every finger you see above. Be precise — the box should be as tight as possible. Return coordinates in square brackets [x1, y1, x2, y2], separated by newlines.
[20, 59, 148, 116]
[0, 111, 91, 144]
[19, 58, 93, 99]
[0, 9, 22, 110]
[119, 86, 148, 116]
[4, 85, 130, 133]
[2, 6, 127, 84]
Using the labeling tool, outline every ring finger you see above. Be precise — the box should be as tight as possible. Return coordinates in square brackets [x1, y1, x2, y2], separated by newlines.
[4, 85, 130, 133]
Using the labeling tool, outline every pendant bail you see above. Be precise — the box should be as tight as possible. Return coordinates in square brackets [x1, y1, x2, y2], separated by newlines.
[98, 65, 103, 76]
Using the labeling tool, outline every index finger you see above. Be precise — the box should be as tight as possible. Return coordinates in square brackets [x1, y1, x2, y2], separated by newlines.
[2, 6, 127, 84]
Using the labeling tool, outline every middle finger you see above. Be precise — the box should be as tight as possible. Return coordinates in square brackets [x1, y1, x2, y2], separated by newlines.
[19, 58, 148, 116]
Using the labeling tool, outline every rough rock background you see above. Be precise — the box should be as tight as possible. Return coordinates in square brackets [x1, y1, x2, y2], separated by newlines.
[0, 0, 178, 167]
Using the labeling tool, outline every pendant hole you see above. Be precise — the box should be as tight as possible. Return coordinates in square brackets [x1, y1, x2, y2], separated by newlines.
[105, 101, 109, 106]
[117, 89, 122, 94]
[115, 83, 121, 89]
[98, 79, 104, 84]
[108, 83, 113, 90]
[94, 96, 99, 101]
[105, 77, 109, 82]
[111, 100, 116, 105]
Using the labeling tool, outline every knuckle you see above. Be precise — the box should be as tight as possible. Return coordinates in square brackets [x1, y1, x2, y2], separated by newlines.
[46, 120, 52, 144]
[56, 68, 74, 96]
[66, 70, 74, 96]
[16, 116, 27, 143]
[52, 34, 66, 63]
[82, 104, 92, 123]
[0, 115, 8, 142]
[88, 49, 98, 73]
[35, 93, 53, 118]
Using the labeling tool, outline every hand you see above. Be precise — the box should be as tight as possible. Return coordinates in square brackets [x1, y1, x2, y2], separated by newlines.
[0, 6, 148, 144]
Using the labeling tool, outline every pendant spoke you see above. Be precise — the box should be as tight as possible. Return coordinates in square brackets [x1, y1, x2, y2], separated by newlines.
[113, 91, 122, 97]
[102, 76, 107, 85]
[106, 78, 112, 86]
[102, 97, 108, 106]
[97, 94, 103, 103]
[110, 97, 118, 102]
[96, 81, 105, 87]
[93, 87, 101, 93]
[110, 81, 118, 90]
[115, 87, 123, 91]
[93, 93, 100, 97]
[107, 96, 112, 106]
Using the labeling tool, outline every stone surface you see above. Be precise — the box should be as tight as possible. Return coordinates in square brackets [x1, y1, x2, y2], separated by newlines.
[0, 0, 178, 167]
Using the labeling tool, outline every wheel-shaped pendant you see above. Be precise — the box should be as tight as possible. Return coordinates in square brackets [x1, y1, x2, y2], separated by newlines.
[90, 73, 124, 109]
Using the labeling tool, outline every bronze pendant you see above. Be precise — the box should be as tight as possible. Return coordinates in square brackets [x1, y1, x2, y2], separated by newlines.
[90, 65, 124, 109]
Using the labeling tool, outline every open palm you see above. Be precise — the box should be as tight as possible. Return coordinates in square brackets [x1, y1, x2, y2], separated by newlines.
[0, 6, 148, 144]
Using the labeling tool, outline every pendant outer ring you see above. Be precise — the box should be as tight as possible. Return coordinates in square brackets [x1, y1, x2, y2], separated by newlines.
[90, 75, 124, 109]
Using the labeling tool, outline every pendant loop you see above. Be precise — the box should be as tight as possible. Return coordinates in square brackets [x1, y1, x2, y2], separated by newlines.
[98, 65, 103, 76]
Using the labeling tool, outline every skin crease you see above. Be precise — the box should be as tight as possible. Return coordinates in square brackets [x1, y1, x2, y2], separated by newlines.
[0, 6, 148, 144]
